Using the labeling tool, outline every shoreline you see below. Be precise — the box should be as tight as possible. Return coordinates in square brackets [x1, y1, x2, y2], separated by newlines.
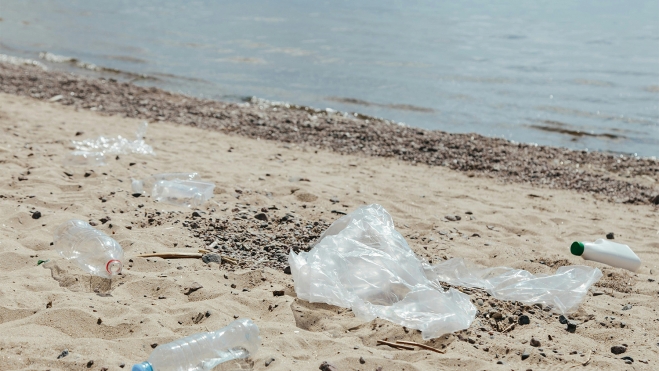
[1, 62, 657, 206]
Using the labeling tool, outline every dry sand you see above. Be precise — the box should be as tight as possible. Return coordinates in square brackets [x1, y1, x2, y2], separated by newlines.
[0, 92, 658, 370]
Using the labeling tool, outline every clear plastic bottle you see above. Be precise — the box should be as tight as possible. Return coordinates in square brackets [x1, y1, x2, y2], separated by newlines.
[131, 319, 260, 371]
[571, 239, 641, 272]
[152, 179, 214, 208]
[53, 219, 124, 278]
[63, 151, 107, 167]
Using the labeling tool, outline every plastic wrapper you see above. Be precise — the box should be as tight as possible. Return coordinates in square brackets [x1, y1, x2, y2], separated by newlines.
[289, 204, 602, 339]
[426, 258, 602, 314]
[72, 121, 154, 155]
[289, 204, 477, 339]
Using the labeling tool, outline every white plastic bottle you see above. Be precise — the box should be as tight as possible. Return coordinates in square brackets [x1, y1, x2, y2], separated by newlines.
[131, 319, 260, 371]
[570, 239, 641, 272]
[53, 219, 124, 278]
[152, 179, 214, 208]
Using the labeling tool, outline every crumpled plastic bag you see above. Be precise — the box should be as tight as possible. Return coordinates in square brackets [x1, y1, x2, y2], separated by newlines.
[289, 204, 602, 339]
[289, 204, 477, 339]
[72, 121, 154, 155]
[425, 258, 602, 314]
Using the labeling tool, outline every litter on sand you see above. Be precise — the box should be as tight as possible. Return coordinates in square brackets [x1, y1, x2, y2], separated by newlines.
[131, 172, 215, 208]
[289, 204, 602, 339]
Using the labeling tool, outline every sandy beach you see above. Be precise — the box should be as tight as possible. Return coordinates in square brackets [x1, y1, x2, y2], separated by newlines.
[0, 65, 658, 370]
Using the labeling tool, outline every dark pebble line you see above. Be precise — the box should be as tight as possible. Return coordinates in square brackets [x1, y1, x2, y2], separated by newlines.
[1, 62, 658, 205]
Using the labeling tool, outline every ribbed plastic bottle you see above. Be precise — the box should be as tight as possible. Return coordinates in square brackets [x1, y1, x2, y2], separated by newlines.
[571, 239, 641, 272]
[53, 219, 124, 278]
[132, 319, 260, 371]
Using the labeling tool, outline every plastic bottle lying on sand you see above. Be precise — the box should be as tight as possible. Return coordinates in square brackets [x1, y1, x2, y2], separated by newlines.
[152, 179, 215, 208]
[571, 239, 641, 272]
[131, 319, 260, 371]
[53, 220, 124, 278]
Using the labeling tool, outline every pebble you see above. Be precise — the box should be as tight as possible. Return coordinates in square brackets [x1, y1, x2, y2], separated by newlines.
[319, 361, 338, 371]
[611, 345, 627, 355]
[57, 349, 69, 359]
[558, 315, 568, 324]
[476, 299, 484, 306]
[201, 253, 222, 264]
[566, 320, 578, 333]
[32, 211, 42, 219]
[255, 213, 268, 221]
[621, 356, 634, 363]
[150, 343, 158, 349]
[521, 349, 530, 360]
[622, 304, 632, 311]
[497, 360, 505, 365]
[119, 363, 125, 368]
[359, 356, 365, 364]
[265, 357, 275, 367]
[445, 215, 461, 221]
[606, 232, 615, 239]
[518, 315, 530, 325]
[272, 290, 285, 296]
[530, 337, 541, 347]
[283, 266, 292, 275]
[184, 282, 203, 295]
[86, 360, 94, 368]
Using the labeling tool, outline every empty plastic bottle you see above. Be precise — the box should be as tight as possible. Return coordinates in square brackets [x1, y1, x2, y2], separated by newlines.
[53, 219, 124, 278]
[132, 318, 260, 371]
[571, 239, 641, 272]
[152, 179, 214, 208]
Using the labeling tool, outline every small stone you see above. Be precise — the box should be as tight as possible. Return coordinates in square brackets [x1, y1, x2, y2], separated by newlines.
[465, 211, 473, 215]
[530, 337, 541, 347]
[606, 232, 615, 239]
[620, 322, 626, 328]
[150, 343, 158, 349]
[319, 361, 337, 371]
[592, 291, 604, 296]
[283, 266, 291, 275]
[119, 363, 125, 368]
[32, 211, 42, 219]
[86, 360, 94, 368]
[567, 320, 578, 333]
[622, 304, 632, 311]
[445, 215, 458, 221]
[273, 290, 285, 296]
[330, 196, 340, 203]
[57, 349, 69, 359]
[497, 360, 505, 365]
[558, 315, 568, 324]
[611, 345, 627, 355]
[265, 357, 275, 367]
[97, 318, 102, 325]
[359, 356, 365, 364]
[476, 299, 484, 306]
[518, 315, 530, 325]
[230, 283, 237, 289]
[621, 356, 634, 363]
[192, 211, 202, 217]
[492, 312, 503, 320]
[201, 253, 222, 264]
[255, 212, 268, 221]
[521, 349, 530, 360]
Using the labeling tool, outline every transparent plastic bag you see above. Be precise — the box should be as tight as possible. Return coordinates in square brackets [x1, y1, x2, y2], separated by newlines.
[72, 121, 154, 155]
[289, 204, 602, 339]
[425, 258, 602, 314]
[289, 204, 477, 339]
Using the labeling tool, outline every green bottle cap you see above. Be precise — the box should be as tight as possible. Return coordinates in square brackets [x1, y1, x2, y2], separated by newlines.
[571, 241, 585, 256]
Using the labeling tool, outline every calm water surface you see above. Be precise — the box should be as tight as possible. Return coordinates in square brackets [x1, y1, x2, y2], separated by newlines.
[1, 0, 658, 156]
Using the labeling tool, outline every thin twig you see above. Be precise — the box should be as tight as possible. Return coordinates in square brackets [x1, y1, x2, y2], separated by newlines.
[582, 351, 591, 366]
[376, 340, 414, 351]
[138, 252, 203, 259]
[396, 341, 445, 354]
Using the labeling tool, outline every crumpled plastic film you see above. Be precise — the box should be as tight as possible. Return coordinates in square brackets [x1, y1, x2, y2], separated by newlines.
[289, 204, 602, 339]
[425, 258, 602, 314]
[289, 204, 477, 339]
[71, 121, 154, 155]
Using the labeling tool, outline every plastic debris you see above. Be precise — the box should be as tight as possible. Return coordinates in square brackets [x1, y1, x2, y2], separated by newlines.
[289, 204, 476, 339]
[570, 239, 641, 272]
[63, 122, 154, 166]
[426, 258, 602, 314]
[289, 204, 602, 339]
[53, 219, 124, 278]
[131, 319, 260, 371]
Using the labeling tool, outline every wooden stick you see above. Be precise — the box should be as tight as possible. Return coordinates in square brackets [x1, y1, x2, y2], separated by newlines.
[376, 340, 414, 351]
[137, 252, 203, 259]
[396, 341, 445, 354]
